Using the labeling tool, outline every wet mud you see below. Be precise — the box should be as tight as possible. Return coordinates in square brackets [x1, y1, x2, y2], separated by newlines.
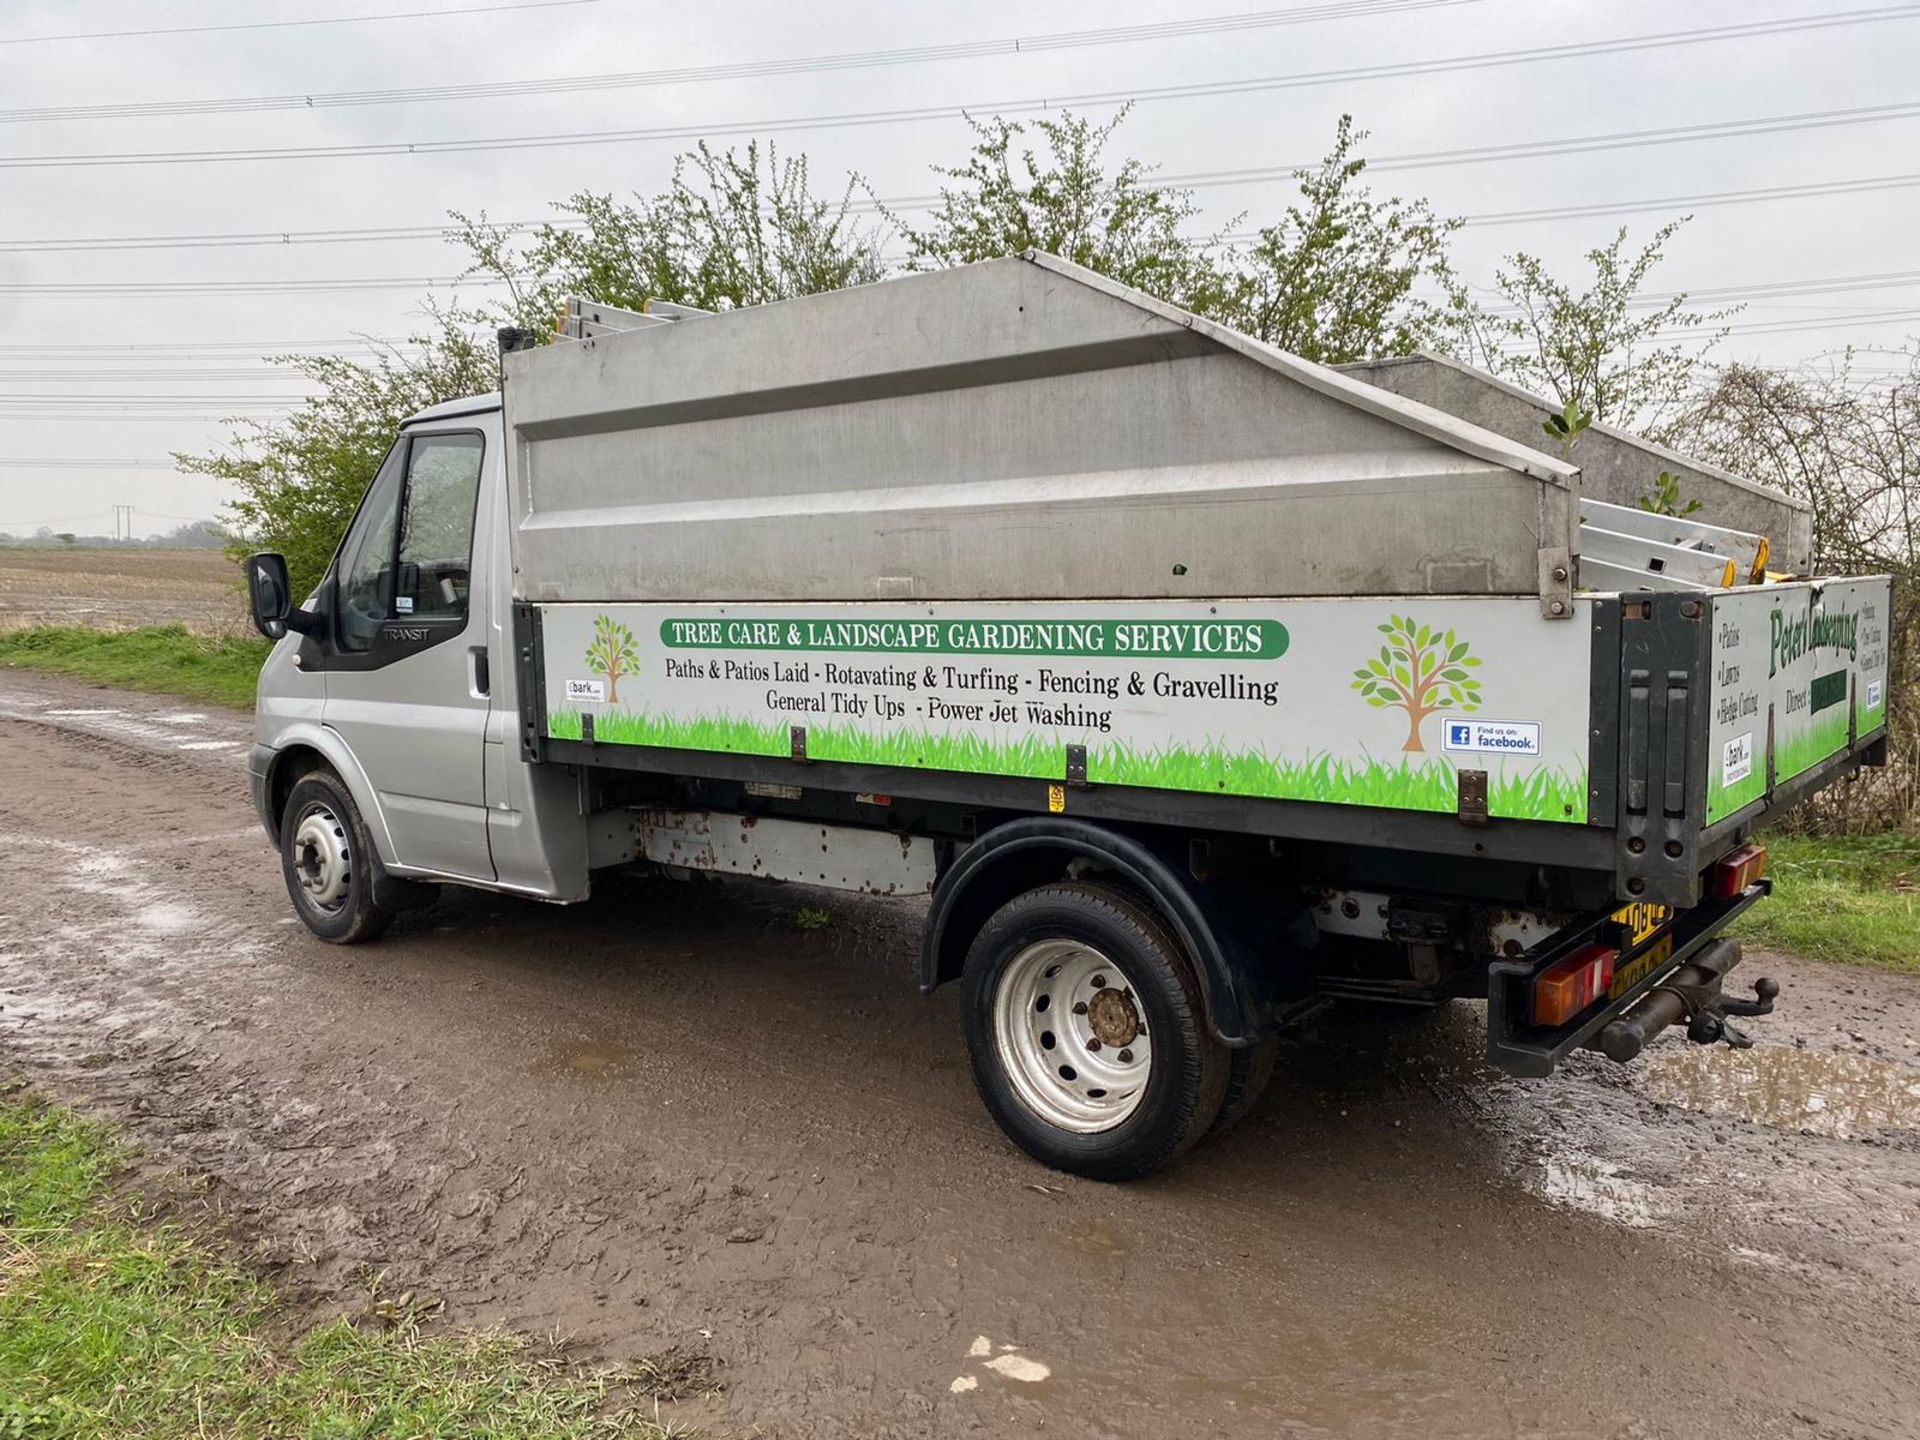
[1, 671, 1917, 1439]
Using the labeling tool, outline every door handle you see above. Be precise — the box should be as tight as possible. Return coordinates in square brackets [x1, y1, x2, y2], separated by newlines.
[470, 646, 491, 697]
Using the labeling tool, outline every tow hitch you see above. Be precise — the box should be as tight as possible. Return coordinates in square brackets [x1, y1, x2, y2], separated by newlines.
[1594, 938, 1779, 1062]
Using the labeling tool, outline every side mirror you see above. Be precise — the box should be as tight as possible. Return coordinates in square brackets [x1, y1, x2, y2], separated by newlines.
[245, 552, 318, 640]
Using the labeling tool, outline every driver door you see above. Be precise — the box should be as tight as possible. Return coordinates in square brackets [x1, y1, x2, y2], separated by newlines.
[317, 428, 495, 882]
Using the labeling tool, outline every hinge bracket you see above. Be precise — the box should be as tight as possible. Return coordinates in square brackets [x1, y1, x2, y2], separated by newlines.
[1457, 768, 1489, 826]
[1065, 744, 1088, 788]
[1539, 545, 1573, 619]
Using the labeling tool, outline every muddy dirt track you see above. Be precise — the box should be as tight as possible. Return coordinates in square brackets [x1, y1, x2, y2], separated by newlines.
[1, 671, 1918, 1439]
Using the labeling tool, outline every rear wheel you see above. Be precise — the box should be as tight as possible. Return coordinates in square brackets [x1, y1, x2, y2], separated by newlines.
[1211, 1034, 1280, 1136]
[280, 770, 395, 944]
[962, 883, 1229, 1181]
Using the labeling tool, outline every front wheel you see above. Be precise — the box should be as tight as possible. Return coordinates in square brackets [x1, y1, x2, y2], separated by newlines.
[280, 770, 396, 944]
[962, 883, 1229, 1181]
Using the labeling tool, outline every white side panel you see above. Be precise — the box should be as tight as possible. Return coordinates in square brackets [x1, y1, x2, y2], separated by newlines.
[539, 596, 1594, 825]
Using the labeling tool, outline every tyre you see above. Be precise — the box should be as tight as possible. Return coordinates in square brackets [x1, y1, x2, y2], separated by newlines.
[280, 769, 396, 944]
[962, 882, 1229, 1181]
[1210, 1034, 1280, 1137]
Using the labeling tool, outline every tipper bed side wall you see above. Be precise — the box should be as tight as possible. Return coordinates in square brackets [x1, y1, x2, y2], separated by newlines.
[1340, 352, 1816, 572]
[502, 256, 1579, 606]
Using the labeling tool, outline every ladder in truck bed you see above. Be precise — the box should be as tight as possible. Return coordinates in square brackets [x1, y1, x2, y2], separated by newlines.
[1578, 497, 1775, 593]
[560, 295, 713, 339]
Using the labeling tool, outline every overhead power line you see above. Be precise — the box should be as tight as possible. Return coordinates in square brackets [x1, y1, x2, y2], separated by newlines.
[0, 458, 181, 469]
[1647, 267, 1920, 305]
[4, 6, 1916, 170]
[0, 277, 501, 296]
[0, 338, 415, 353]
[1662, 307, 1920, 339]
[0, 0, 1478, 124]
[0, 409, 295, 421]
[0, 369, 317, 381]
[0, 0, 599, 48]
[0, 394, 309, 402]
[0, 222, 481, 254]
[8, 265, 1920, 313]
[1159, 100, 1920, 182]
[14, 159, 1920, 257]
[1456, 171, 1920, 226]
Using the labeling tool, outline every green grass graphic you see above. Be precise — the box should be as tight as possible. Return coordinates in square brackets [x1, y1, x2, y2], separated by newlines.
[1857, 696, 1887, 737]
[548, 708, 1588, 823]
[1776, 704, 1852, 784]
[1707, 764, 1768, 825]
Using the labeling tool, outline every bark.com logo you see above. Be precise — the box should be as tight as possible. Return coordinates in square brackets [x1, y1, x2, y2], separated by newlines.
[1351, 615, 1484, 753]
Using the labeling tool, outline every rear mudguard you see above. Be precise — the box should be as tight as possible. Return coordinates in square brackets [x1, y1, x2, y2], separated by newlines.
[921, 816, 1315, 1046]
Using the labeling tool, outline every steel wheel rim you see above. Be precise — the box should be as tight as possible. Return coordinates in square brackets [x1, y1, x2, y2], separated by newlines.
[992, 938, 1152, 1133]
[291, 802, 353, 915]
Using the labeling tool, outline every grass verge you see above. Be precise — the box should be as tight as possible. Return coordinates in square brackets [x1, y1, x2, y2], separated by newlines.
[0, 625, 268, 711]
[1734, 832, 1920, 973]
[0, 1087, 700, 1439]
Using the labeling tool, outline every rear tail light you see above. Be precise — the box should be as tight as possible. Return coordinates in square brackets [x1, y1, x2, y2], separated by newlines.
[1711, 842, 1769, 899]
[1532, 943, 1617, 1027]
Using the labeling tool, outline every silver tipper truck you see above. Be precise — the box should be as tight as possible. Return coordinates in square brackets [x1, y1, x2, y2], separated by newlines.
[245, 253, 1893, 1179]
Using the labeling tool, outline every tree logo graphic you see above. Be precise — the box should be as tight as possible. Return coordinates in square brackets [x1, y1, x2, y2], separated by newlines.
[584, 614, 638, 704]
[1352, 616, 1483, 752]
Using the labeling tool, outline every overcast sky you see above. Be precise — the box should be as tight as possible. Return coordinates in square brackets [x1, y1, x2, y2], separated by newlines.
[2, 0, 1916, 537]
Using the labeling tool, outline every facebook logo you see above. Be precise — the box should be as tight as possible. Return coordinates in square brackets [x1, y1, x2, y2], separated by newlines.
[1442, 719, 1541, 756]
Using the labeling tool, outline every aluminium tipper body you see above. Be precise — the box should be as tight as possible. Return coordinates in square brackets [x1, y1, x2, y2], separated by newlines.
[503, 253, 1581, 606]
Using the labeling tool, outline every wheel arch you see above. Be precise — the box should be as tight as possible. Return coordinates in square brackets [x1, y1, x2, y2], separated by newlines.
[923, 817, 1310, 1046]
[258, 724, 397, 864]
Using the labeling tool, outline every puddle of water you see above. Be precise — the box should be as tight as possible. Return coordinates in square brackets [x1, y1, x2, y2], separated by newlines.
[138, 904, 202, 936]
[1636, 1046, 1920, 1139]
[1535, 1150, 1664, 1228]
[1065, 1216, 1134, 1259]
[983, 1352, 1051, 1384]
[534, 1040, 634, 1080]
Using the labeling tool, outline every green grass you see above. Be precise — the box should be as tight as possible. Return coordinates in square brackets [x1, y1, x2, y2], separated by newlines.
[550, 708, 1589, 823]
[0, 1088, 699, 1439]
[0, 625, 269, 711]
[1733, 832, 1920, 973]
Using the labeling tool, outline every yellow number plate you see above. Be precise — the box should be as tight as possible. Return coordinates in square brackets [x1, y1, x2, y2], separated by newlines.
[1612, 902, 1673, 948]
[1606, 902, 1678, 1000]
[1607, 933, 1675, 1000]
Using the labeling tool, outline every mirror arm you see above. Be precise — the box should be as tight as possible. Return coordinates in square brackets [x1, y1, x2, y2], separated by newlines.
[283, 606, 322, 636]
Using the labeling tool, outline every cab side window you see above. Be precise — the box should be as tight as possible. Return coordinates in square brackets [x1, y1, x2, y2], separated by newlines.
[395, 434, 484, 622]
[336, 442, 407, 653]
[333, 432, 484, 654]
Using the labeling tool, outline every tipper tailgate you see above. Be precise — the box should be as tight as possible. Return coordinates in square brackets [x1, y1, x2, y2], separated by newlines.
[1704, 577, 1892, 825]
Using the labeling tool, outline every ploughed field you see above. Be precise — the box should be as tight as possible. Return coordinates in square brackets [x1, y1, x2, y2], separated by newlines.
[1, 668, 1917, 1439]
[0, 546, 245, 633]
